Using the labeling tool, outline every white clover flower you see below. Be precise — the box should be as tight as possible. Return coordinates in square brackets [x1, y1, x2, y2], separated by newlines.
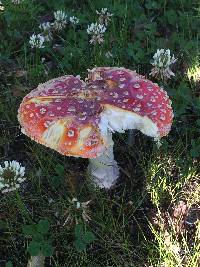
[53, 10, 68, 30]
[0, 161, 26, 193]
[0, 1, 5, 11]
[96, 7, 113, 26]
[150, 49, 177, 80]
[29, 34, 45, 49]
[12, 0, 23, 4]
[54, 10, 68, 21]
[69, 16, 79, 25]
[39, 22, 53, 42]
[63, 197, 91, 225]
[87, 22, 107, 45]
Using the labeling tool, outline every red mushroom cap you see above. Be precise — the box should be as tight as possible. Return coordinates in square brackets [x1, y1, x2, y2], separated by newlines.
[88, 67, 173, 137]
[18, 68, 173, 158]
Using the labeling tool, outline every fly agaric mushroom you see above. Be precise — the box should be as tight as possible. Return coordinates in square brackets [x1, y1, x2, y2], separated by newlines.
[18, 67, 173, 188]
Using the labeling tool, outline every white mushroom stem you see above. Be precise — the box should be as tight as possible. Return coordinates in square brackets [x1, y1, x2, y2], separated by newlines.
[88, 140, 119, 189]
[27, 255, 45, 267]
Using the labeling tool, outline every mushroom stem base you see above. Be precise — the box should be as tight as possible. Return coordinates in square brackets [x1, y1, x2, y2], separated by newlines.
[27, 255, 45, 267]
[88, 145, 119, 189]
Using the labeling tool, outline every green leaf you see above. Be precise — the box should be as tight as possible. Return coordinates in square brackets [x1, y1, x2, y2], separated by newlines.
[164, 10, 178, 25]
[177, 82, 192, 102]
[196, 119, 200, 127]
[145, 0, 160, 9]
[193, 97, 200, 111]
[49, 175, 64, 189]
[40, 242, 53, 257]
[22, 225, 37, 236]
[73, 239, 86, 252]
[190, 139, 200, 157]
[27, 241, 40, 256]
[32, 232, 44, 243]
[5, 261, 13, 267]
[0, 220, 7, 230]
[37, 219, 50, 234]
[54, 163, 65, 177]
[75, 224, 84, 238]
[83, 231, 96, 244]
[190, 148, 200, 158]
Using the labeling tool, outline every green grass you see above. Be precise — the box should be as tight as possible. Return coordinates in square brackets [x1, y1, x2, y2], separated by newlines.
[0, 0, 200, 266]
